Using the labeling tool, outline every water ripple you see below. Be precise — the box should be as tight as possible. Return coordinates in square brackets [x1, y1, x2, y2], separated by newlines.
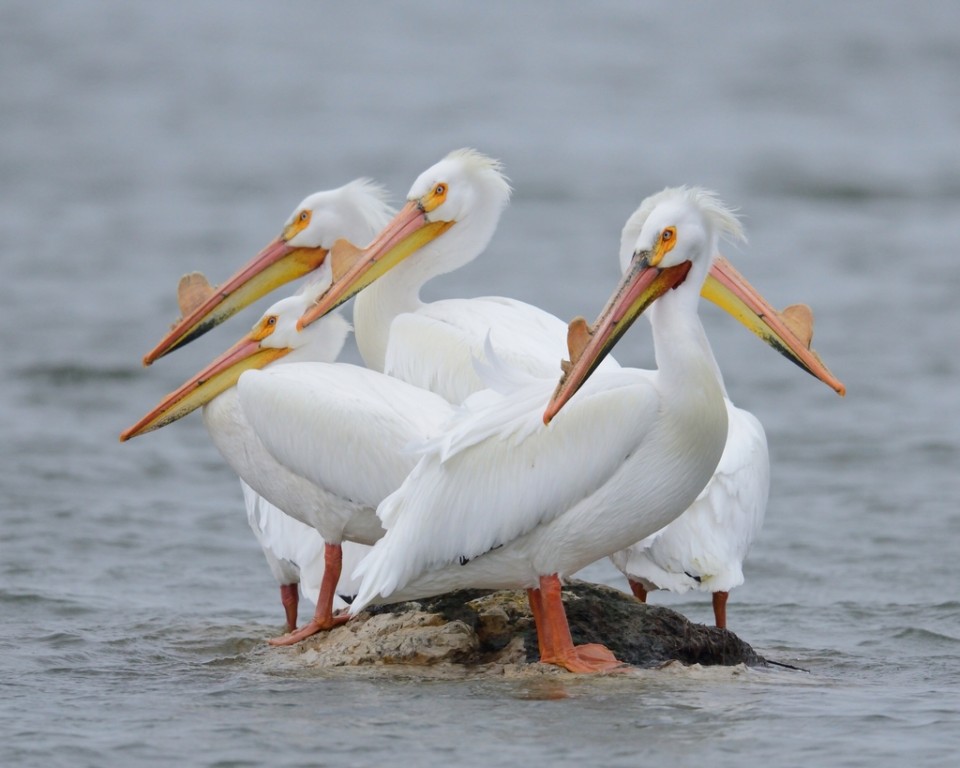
[16, 362, 139, 386]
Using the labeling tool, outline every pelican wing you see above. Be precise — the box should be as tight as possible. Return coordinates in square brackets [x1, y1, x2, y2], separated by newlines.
[237, 363, 454, 508]
[352, 368, 659, 606]
[703, 403, 769, 531]
[385, 296, 619, 403]
[612, 400, 769, 591]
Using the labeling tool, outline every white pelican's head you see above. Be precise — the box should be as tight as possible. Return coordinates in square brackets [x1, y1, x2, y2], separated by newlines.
[142, 179, 391, 366]
[297, 148, 511, 330]
[544, 187, 844, 423]
[407, 148, 511, 227]
[280, 180, 394, 250]
[121, 268, 350, 441]
[618, 187, 744, 278]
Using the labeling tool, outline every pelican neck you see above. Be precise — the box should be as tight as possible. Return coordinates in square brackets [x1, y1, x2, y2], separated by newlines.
[353, 265, 425, 373]
[648, 267, 724, 408]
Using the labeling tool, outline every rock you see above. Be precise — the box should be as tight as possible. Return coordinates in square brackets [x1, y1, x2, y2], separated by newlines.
[282, 580, 765, 675]
[295, 609, 479, 668]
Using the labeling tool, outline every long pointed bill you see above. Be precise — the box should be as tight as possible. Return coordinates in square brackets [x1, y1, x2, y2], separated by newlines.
[297, 201, 453, 330]
[142, 239, 327, 366]
[543, 257, 693, 424]
[121, 336, 290, 441]
[544, 254, 847, 424]
[702, 256, 845, 396]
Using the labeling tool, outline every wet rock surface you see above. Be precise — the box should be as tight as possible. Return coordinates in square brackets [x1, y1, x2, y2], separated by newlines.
[282, 581, 766, 674]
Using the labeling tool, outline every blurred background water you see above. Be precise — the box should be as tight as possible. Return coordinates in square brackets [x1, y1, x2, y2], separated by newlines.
[2, 1, 959, 766]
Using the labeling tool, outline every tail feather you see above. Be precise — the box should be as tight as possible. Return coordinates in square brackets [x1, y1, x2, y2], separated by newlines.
[350, 534, 403, 614]
[350, 478, 430, 613]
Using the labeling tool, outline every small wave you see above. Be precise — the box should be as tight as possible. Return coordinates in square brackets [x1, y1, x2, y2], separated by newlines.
[17, 363, 139, 386]
[0, 589, 99, 618]
[890, 626, 960, 646]
[745, 166, 960, 203]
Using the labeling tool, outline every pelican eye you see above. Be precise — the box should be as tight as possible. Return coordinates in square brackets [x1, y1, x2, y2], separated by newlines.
[283, 209, 312, 240]
[251, 314, 279, 341]
[420, 183, 449, 212]
[649, 226, 678, 266]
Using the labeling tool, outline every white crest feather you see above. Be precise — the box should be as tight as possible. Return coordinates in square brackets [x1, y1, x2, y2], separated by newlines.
[619, 186, 746, 269]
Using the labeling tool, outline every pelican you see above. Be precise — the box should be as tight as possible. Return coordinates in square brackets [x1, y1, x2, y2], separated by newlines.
[610, 304, 817, 629]
[347, 187, 843, 674]
[122, 264, 455, 644]
[141, 179, 394, 366]
[123, 182, 397, 639]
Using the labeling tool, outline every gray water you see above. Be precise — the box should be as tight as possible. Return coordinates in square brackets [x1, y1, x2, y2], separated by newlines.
[3, 1, 960, 765]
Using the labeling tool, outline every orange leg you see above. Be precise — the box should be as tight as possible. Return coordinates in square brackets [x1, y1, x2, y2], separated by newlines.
[269, 543, 350, 646]
[526, 587, 546, 658]
[532, 574, 622, 674]
[279, 583, 299, 633]
[627, 578, 648, 602]
[712, 591, 728, 629]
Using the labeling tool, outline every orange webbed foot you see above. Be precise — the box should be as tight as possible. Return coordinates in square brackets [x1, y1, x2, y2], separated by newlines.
[542, 643, 625, 674]
[267, 612, 350, 646]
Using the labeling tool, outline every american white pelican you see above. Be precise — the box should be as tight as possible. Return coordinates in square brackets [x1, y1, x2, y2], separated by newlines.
[348, 187, 843, 674]
[123, 181, 393, 639]
[122, 265, 455, 644]
[141, 179, 394, 365]
[123, 270, 372, 636]
[610, 304, 818, 629]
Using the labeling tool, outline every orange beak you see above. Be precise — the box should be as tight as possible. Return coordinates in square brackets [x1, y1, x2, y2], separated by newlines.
[543, 254, 845, 424]
[142, 238, 328, 365]
[297, 201, 453, 331]
[122, 333, 290, 441]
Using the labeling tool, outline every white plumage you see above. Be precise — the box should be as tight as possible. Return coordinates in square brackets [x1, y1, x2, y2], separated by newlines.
[352, 364, 707, 601]
[610, 398, 769, 627]
[230, 354, 455, 644]
[236, 361, 455, 515]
